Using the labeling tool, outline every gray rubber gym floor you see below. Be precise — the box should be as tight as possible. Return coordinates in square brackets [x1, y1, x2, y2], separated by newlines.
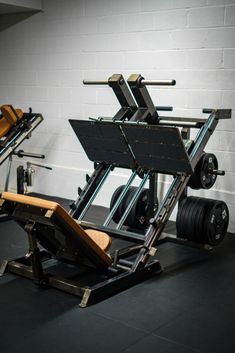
[0, 195, 235, 353]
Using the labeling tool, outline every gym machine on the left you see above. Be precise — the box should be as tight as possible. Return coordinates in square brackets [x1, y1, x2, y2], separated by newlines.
[0, 104, 44, 220]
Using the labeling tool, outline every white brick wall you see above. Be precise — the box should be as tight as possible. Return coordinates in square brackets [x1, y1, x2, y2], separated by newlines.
[0, 0, 235, 232]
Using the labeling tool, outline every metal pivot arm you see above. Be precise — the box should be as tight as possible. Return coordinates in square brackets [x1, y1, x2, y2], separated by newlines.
[127, 74, 159, 124]
[25, 222, 47, 286]
[83, 74, 138, 121]
[108, 74, 138, 120]
[203, 108, 232, 119]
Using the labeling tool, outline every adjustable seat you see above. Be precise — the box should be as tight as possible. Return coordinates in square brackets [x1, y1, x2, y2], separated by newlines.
[1, 105, 24, 125]
[0, 105, 24, 139]
[0, 117, 12, 138]
[0, 192, 112, 268]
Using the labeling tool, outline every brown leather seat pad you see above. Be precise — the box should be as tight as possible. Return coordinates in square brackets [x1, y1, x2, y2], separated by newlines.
[85, 229, 111, 252]
[15, 108, 24, 120]
[1, 192, 112, 265]
[0, 117, 12, 138]
[1, 105, 23, 125]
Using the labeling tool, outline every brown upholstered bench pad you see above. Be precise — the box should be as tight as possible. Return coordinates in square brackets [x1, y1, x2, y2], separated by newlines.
[0, 117, 12, 138]
[0, 105, 24, 138]
[1, 192, 112, 266]
[1, 105, 23, 125]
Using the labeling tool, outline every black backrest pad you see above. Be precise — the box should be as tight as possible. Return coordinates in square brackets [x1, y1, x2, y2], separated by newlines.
[69, 120, 136, 169]
[69, 120, 193, 174]
[122, 124, 193, 174]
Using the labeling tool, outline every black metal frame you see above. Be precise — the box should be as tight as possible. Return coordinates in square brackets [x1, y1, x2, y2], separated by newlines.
[0, 111, 43, 166]
[0, 196, 162, 307]
[1, 253, 161, 308]
[0, 74, 232, 306]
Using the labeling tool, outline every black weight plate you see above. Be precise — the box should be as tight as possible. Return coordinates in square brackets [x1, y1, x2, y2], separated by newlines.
[188, 153, 218, 190]
[110, 185, 125, 224]
[176, 198, 185, 237]
[135, 189, 150, 229]
[177, 196, 209, 242]
[188, 153, 205, 189]
[204, 200, 229, 246]
[201, 198, 217, 243]
[177, 197, 190, 238]
[176, 197, 188, 237]
[200, 153, 218, 189]
[200, 156, 209, 188]
[179, 197, 192, 237]
[187, 196, 206, 241]
[177, 196, 229, 246]
[184, 197, 198, 240]
[123, 186, 138, 227]
[110, 185, 150, 229]
[125, 187, 150, 230]
[127, 187, 139, 229]
[183, 197, 198, 241]
[194, 197, 210, 243]
[176, 197, 196, 240]
[190, 196, 204, 242]
[127, 190, 138, 228]
[202, 199, 219, 245]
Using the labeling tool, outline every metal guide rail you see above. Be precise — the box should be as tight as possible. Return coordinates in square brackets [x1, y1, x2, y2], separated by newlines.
[0, 74, 232, 306]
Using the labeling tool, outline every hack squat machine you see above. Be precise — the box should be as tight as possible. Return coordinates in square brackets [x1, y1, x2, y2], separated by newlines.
[0, 74, 232, 307]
